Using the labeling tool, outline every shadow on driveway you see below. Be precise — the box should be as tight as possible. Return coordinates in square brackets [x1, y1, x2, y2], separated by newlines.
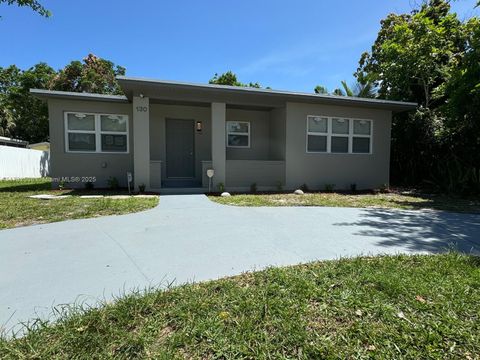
[333, 208, 480, 254]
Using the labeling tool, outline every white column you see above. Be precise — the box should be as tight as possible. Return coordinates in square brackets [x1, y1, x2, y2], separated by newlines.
[211, 102, 226, 189]
[133, 96, 150, 190]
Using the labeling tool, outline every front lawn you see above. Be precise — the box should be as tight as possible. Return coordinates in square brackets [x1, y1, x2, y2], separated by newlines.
[0, 178, 159, 229]
[1, 253, 479, 358]
[210, 191, 480, 213]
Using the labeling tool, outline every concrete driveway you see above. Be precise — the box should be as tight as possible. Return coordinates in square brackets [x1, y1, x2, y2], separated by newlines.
[1, 194, 479, 333]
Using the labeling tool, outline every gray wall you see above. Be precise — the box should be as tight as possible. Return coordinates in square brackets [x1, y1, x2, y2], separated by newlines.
[48, 99, 133, 188]
[285, 102, 392, 190]
[149, 104, 212, 184]
[268, 107, 286, 161]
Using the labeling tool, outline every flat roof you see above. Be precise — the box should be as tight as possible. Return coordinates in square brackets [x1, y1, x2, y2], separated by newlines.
[29, 89, 129, 103]
[117, 76, 418, 112]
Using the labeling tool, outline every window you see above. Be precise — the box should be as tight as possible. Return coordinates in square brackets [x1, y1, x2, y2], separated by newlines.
[226, 121, 250, 147]
[65, 112, 129, 153]
[306, 116, 372, 154]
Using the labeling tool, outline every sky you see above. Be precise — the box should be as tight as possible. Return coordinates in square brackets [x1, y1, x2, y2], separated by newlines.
[1, 0, 479, 93]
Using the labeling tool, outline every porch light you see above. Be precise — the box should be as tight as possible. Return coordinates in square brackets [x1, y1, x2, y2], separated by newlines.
[196, 121, 203, 132]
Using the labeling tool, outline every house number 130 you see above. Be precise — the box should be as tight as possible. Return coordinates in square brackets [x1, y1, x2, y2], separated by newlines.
[136, 106, 148, 112]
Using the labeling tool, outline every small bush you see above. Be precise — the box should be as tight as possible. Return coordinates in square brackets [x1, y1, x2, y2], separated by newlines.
[250, 183, 257, 194]
[108, 177, 119, 190]
[300, 183, 309, 192]
[217, 182, 225, 193]
[379, 183, 389, 193]
[276, 181, 283, 192]
[350, 183, 357, 193]
[58, 180, 66, 190]
[84, 181, 94, 190]
[138, 184, 146, 193]
[324, 183, 335, 192]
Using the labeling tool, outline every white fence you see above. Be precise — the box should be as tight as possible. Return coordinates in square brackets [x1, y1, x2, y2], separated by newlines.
[0, 145, 50, 179]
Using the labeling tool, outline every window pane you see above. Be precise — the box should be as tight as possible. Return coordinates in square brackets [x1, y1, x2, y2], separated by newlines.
[308, 116, 327, 133]
[228, 134, 249, 147]
[354, 120, 371, 135]
[101, 134, 127, 152]
[101, 115, 127, 132]
[68, 133, 96, 151]
[307, 135, 327, 152]
[331, 136, 349, 153]
[227, 122, 249, 133]
[67, 113, 95, 131]
[332, 118, 349, 134]
[353, 137, 370, 153]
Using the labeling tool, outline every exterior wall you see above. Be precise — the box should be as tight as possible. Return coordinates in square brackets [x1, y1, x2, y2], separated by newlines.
[48, 99, 133, 188]
[269, 107, 286, 161]
[226, 108, 270, 160]
[149, 104, 212, 185]
[226, 160, 285, 188]
[285, 102, 392, 190]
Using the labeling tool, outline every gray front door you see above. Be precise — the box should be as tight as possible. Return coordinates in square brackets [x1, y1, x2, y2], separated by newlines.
[166, 119, 195, 178]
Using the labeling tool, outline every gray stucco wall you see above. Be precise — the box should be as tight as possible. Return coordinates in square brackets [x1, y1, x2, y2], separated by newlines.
[149, 104, 212, 184]
[285, 102, 392, 190]
[48, 99, 133, 189]
[268, 107, 286, 161]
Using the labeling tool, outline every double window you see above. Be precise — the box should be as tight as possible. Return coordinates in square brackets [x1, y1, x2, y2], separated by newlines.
[65, 112, 129, 153]
[226, 121, 250, 148]
[307, 116, 372, 154]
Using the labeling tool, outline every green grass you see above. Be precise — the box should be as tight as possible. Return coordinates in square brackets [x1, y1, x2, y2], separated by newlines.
[1, 253, 479, 359]
[210, 191, 480, 213]
[0, 178, 159, 229]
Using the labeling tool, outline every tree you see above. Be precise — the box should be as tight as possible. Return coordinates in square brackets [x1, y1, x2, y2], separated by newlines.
[314, 85, 328, 94]
[355, 0, 477, 190]
[209, 71, 262, 88]
[49, 54, 126, 95]
[332, 88, 345, 96]
[0, 0, 50, 17]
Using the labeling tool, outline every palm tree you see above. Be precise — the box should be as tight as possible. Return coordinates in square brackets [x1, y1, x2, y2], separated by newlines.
[341, 80, 376, 98]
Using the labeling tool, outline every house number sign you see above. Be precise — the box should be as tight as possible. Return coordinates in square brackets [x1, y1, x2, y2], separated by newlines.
[136, 106, 148, 112]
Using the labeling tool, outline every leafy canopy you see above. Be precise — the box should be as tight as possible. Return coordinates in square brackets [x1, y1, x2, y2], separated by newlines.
[0, 0, 50, 17]
[209, 71, 262, 88]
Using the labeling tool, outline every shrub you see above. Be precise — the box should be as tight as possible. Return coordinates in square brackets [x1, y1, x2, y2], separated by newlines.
[107, 177, 119, 190]
[138, 184, 146, 193]
[217, 182, 225, 193]
[350, 183, 357, 193]
[324, 184, 335, 192]
[58, 180, 66, 190]
[300, 183, 309, 192]
[276, 181, 283, 192]
[250, 183, 257, 193]
[84, 181, 94, 190]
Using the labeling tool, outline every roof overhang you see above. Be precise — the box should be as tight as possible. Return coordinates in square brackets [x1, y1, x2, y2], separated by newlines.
[116, 76, 418, 112]
[29, 89, 129, 103]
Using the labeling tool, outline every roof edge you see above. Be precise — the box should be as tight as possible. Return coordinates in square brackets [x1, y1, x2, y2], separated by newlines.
[29, 89, 129, 103]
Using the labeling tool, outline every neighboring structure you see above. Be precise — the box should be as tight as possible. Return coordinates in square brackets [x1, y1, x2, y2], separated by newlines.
[0, 136, 28, 148]
[31, 77, 416, 192]
[29, 142, 50, 152]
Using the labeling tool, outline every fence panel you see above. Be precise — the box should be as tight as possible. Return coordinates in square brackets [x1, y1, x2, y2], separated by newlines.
[0, 145, 50, 179]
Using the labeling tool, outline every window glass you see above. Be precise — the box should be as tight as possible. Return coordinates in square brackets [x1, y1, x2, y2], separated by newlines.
[101, 134, 127, 152]
[307, 135, 327, 152]
[101, 115, 127, 132]
[353, 137, 370, 153]
[67, 113, 95, 131]
[308, 116, 327, 133]
[228, 134, 249, 147]
[354, 120, 371, 135]
[332, 118, 349, 134]
[227, 122, 249, 133]
[331, 136, 349, 153]
[68, 133, 96, 151]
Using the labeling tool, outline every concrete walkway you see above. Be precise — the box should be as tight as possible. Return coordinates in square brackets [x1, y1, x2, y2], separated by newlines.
[1, 195, 479, 334]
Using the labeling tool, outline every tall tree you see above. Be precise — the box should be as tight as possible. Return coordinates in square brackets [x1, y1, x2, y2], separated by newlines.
[49, 54, 126, 95]
[209, 71, 262, 88]
[0, 0, 50, 17]
[314, 85, 328, 94]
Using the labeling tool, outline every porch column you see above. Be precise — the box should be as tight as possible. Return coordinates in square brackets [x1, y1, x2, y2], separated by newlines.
[133, 96, 150, 190]
[211, 102, 226, 189]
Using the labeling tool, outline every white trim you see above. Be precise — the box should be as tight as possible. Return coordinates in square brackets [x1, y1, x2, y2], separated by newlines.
[306, 115, 373, 154]
[226, 121, 250, 148]
[64, 112, 129, 154]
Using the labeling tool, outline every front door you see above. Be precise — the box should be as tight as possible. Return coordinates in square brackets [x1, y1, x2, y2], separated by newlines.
[166, 119, 195, 178]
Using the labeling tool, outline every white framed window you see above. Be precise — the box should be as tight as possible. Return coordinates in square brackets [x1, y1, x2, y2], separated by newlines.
[306, 116, 372, 154]
[65, 112, 129, 153]
[226, 121, 250, 148]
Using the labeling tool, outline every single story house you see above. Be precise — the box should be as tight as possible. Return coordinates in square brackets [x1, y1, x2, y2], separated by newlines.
[31, 77, 416, 192]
